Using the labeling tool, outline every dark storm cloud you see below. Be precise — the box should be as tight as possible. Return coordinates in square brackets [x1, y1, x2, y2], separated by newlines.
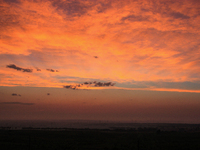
[46, 69, 59, 72]
[0, 102, 34, 105]
[6, 64, 33, 72]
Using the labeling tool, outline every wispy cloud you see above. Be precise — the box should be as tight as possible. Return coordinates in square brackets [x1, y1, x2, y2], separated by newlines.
[6, 64, 33, 73]
[170, 11, 190, 20]
[121, 14, 150, 22]
[93, 81, 115, 87]
[0, 102, 34, 105]
[12, 93, 21, 96]
[63, 81, 116, 90]
[46, 69, 59, 72]
[63, 85, 77, 90]
[36, 68, 41, 71]
[3, 0, 21, 4]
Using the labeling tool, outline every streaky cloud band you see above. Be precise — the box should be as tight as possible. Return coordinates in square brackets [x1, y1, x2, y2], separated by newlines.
[0, 102, 34, 105]
[6, 64, 33, 73]
[63, 81, 116, 90]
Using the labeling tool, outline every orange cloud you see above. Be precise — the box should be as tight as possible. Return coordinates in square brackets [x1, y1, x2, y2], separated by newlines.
[0, 0, 199, 92]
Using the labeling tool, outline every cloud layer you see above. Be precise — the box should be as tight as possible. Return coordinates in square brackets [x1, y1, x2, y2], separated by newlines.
[0, 0, 199, 92]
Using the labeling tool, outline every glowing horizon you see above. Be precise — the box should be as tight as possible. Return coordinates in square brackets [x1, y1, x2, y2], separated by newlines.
[0, 0, 200, 123]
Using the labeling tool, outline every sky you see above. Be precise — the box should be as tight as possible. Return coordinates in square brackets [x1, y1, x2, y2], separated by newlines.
[0, 0, 200, 123]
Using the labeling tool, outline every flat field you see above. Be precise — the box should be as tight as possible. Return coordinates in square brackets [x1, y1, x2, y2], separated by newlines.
[1, 128, 200, 150]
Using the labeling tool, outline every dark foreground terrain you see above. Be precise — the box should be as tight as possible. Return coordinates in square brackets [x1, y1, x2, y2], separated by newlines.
[1, 128, 200, 150]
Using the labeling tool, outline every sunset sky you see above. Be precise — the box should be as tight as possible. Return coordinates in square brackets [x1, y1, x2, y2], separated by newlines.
[0, 0, 200, 123]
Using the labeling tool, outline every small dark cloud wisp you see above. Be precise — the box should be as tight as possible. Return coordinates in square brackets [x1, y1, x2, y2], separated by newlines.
[6, 64, 33, 72]
[94, 82, 115, 86]
[12, 93, 21, 96]
[63, 81, 116, 90]
[46, 69, 59, 72]
[0, 102, 34, 105]
[94, 56, 98, 58]
[63, 85, 78, 90]
[83, 81, 115, 86]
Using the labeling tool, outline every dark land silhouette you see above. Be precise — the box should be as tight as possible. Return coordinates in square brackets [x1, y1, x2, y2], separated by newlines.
[1, 120, 200, 150]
